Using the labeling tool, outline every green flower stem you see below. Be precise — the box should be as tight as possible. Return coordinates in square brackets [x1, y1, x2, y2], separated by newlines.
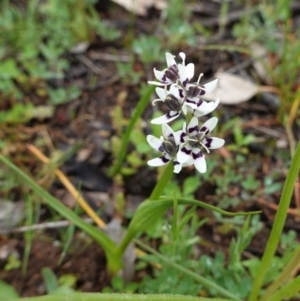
[135, 240, 242, 301]
[109, 85, 155, 177]
[149, 162, 174, 201]
[248, 141, 300, 301]
[9, 293, 233, 301]
[260, 245, 300, 301]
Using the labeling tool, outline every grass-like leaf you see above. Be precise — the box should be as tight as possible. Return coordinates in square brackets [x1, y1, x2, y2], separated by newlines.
[0, 155, 122, 274]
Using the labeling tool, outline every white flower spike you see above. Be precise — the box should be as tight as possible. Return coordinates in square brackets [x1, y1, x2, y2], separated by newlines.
[147, 52, 224, 174]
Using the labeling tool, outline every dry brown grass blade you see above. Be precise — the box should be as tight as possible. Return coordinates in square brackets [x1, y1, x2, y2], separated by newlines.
[27, 144, 107, 229]
[26, 144, 157, 267]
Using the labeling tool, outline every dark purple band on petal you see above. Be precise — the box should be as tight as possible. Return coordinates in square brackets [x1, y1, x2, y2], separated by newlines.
[199, 86, 205, 96]
[180, 132, 187, 143]
[188, 125, 198, 134]
[182, 78, 189, 87]
[179, 89, 184, 98]
[181, 146, 192, 155]
[192, 150, 203, 160]
[161, 155, 170, 163]
[204, 138, 212, 148]
[162, 74, 167, 83]
[186, 98, 196, 105]
[196, 100, 203, 107]
[200, 126, 209, 134]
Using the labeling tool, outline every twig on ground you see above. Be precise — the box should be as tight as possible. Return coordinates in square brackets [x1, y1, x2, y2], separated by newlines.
[0, 218, 93, 234]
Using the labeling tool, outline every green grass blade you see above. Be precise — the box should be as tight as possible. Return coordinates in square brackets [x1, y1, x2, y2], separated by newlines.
[109, 85, 155, 177]
[117, 197, 260, 256]
[266, 275, 300, 301]
[248, 141, 300, 301]
[149, 163, 174, 200]
[9, 292, 234, 301]
[0, 155, 122, 274]
[261, 245, 300, 300]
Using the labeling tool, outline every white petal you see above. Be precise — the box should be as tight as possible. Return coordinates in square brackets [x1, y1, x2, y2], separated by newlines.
[166, 53, 176, 67]
[151, 112, 180, 124]
[203, 137, 225, 149]
[154, 68, 168, 83]
[169, 84, 181, 99]
[147, 157, 169, 167]
[148, 80, 168, 86]
[182, 156, 193, 167]
[152, 97, 164, 105]
[185, 63, 195, 80]
[155, 87, 167, 100]
[200, 117, 218, 134]
[203, 79, 218, 94]
[179, 52, 186, 65]
[187, 117, 199, 135]
[173, 130, 182, 145]
[178, 64, 189, 87]
[177, 144, 192, 163]
[182, 103, 187, 115]
[173, 161, 183, 173]
[192, 149, 207, 173]
[190, 99, 219, 116]
[162, 123, 174, 139]
[146, 135, 163, 151]
[179, 130, 188, 144]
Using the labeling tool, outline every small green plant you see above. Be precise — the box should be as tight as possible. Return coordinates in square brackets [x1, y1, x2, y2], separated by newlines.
[102, 276, 138, 294]
[0, 0, 118, 103]
[42, 267, 76, 295]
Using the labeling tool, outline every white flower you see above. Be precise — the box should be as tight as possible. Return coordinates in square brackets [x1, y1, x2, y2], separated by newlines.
[185, 78, 219, 110]
[181, 77, 220, 117]
[148, 52, 194, 86]
[147, 123, 183, 173]
[151, 81, 220, 124]
[177, 117, 225, 173]
[151, 84, 188, 124]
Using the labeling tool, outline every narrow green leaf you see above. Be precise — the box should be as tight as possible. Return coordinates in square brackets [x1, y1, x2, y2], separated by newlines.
[248, 142, 300, 301]
[109, 85, 155, 177]
[266, 275, 300, 301]
[117, 197, 260, 256]
[9, 292, 234, 301]
[42, 268, 59, 294]
[0, 155, 122, 274]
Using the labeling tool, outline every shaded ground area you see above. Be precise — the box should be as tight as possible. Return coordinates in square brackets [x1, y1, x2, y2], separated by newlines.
[1, 237, 109, 296]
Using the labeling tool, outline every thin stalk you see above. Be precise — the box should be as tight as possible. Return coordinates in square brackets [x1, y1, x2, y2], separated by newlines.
[267, 275, 300, 301]
[9, 293, 233, 301]
[260, 245, 300, 301]
[149, 162, 174, 200]
[109, 85, 155, 177]
[248, 142, 300, 301]
[135, 239, 242, 301]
